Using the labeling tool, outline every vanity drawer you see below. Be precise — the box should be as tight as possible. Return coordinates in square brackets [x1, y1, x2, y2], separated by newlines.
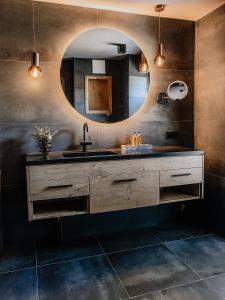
[160, 168, 203, 187]
[30, 177, 89, 201]
[90, 171, 159, 213]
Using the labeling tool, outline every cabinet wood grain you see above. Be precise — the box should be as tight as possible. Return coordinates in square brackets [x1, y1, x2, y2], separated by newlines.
[90, 171, 159, 213]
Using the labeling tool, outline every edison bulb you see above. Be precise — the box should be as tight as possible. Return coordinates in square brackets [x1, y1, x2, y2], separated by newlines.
[154, 54, 165, 66]
[28, 65, 42, 79]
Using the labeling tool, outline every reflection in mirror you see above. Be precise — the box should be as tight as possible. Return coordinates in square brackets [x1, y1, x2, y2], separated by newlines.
[167, 81, 188, 101]
[60, 28, 150, 123]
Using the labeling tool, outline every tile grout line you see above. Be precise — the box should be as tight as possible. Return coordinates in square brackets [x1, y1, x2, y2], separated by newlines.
[204, 272, 225, 281]
[96, 238, 131, 299]
[34, 243, 40, 300]
[0, 266, 37, 276]
[36, 253, 106, 269]
[154, 232, 213, 243]
[103, 241, 163, 255]
[123, 278, 204, 300]
[163, 243, 203, 280]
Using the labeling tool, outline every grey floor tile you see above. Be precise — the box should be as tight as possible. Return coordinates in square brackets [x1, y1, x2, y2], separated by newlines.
[166, 235, 225, 278]
[37, 237, 103, 266]
[38, 255, 128, 300]
[107, 244, 198, 297]
[0, 245, 36, 274]
[0, 268, 37, 300]
[206, 273, 225, 299]
[154, 223, 210, 242]
[98, 228, 161, 253]
[133, 280, 223, 300]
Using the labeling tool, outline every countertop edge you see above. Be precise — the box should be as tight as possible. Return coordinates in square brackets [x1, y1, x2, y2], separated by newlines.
[25, 149, 204, 166]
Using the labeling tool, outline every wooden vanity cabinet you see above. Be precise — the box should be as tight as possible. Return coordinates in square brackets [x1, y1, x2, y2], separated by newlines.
[26, 154, 204, 221]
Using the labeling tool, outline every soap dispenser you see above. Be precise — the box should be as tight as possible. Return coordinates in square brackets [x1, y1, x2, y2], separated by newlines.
[132, 131, 137, 146]
[137, 131, 142, 146]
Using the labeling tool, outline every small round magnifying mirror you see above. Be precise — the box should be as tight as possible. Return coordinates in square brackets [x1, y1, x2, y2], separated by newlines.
[167, 81, 188, 101]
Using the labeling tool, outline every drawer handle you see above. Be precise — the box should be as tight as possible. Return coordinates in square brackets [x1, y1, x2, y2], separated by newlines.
[113, 178, 137, 183]
[46, 184, 73, 189]
[171, 173, 192, 177]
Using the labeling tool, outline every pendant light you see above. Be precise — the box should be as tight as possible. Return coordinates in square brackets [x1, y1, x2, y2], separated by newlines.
[139, 52, 149, 73]
[154, 4, 165, 66]
[28, 1, 42, 79]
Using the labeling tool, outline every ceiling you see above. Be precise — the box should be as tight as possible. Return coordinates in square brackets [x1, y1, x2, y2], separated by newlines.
[64, 28, 140, 59]
[36, 0, 225, 21]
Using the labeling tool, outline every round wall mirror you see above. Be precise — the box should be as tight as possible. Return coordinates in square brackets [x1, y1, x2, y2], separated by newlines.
[60, 28, 150, 123]
[167, 81, 188, 101]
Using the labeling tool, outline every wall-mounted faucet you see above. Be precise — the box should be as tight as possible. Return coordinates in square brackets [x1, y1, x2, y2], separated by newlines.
[80, 123, 92, 152]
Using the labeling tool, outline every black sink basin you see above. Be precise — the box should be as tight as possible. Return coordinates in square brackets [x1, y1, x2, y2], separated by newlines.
[63, 151, 118, 158]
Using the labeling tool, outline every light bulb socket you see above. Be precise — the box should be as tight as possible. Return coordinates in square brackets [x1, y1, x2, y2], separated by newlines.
[32, 52, 40, 66]
[155, 4, 165, 13]
[157, 43, 163, 55]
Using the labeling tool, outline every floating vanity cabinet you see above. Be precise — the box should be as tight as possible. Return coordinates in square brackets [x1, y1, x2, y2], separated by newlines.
[26, 150, 204, 221]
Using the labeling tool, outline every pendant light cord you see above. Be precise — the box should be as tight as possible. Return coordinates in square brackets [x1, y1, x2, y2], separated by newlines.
[97, 9, 99, 27]
[158, 11, 161, 44]
[32, 1, 36, 52]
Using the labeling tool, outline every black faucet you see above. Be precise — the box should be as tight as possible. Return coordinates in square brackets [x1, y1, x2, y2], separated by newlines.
[80, 123, 92, 152]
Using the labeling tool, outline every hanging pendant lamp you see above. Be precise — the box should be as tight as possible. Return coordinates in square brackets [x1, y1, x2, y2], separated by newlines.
[154, 4, 166, 66]
[139, 52, 149, 73]
[28, 1, 42, 79]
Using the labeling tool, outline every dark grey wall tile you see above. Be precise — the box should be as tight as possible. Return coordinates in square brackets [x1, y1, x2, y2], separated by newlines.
[195, 4, 225, 70]
[0, 0, 33, 61]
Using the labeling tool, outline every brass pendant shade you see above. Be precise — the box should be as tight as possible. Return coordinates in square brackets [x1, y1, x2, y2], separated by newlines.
[154, 4, 166, 66]
[139, 52, 149, 73]
[28, 1, 42, 79]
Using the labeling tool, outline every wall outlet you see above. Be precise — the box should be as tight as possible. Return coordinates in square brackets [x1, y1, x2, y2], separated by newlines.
[166, 131, 177, 139]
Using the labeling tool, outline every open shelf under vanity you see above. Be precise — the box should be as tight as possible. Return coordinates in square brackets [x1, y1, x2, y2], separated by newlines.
[31, 196, 89, 220]
[160, 183, 202, 204]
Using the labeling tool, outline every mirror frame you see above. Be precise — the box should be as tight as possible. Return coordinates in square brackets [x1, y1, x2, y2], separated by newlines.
[167, 80, 188, 101]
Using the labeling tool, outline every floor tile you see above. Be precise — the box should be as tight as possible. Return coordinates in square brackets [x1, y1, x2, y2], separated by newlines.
[133, 280, 223, 300]
[154, 223, 210, 242]
[98, 228, 161, 253]
[0, 245, 36, 273]
[206, 274, 225, 299]
[107, 244, 198, 297]
[0, 268, 37, 300]
[37, 237, 103, 266]
[166, 235, 225, 278]
[38, 255, 128, 300]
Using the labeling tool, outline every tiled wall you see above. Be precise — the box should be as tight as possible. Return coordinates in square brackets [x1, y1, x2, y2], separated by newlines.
[0, 0, 195, 243]
[195, 4, 225, 231]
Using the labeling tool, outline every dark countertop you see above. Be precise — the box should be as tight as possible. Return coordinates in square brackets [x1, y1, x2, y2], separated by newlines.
[26, 146, 204, 166]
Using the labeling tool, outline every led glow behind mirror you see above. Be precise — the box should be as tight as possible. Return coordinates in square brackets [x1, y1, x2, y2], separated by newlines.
[167, 81, 188, 101]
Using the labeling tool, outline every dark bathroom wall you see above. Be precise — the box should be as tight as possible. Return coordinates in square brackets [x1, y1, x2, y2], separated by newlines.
[0, 0, 195, 244]
[195, 4, 225, 232]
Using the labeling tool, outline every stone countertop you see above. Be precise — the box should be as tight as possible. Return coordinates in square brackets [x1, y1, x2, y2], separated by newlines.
[26, 146, 204, 166]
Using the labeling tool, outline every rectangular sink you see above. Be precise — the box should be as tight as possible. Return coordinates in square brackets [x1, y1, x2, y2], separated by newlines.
[63, 151, 118, 158]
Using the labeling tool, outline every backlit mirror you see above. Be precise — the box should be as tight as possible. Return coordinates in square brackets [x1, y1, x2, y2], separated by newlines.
[167, 81, 188, 101]
[60, 28, 150, 123]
